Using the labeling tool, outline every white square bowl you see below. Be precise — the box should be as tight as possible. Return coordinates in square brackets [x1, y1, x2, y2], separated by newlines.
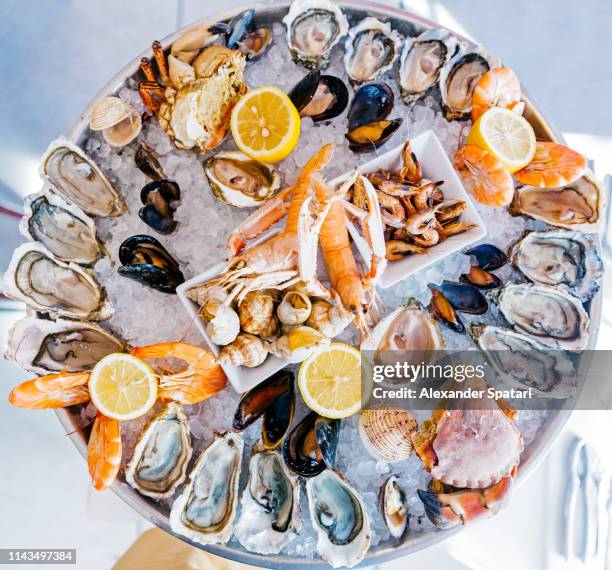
[331, 130, 487, 289]
[176, 235, 287, 394]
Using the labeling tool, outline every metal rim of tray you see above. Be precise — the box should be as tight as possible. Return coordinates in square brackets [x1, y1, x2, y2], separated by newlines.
[53, 1, 598, 567]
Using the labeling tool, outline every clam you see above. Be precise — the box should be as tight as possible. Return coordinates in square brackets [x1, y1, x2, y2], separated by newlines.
[239, 290, 278, 337]
[510, 230, 603, 301]
[5, 316, 124, 375]
[380, 476, 409, 539]
[283, 0, 349, 69]
[233, 369, 295, 448]
[126, 402, 192, 500]
[360, 301, 445, 352]
[139, 179, 180, 235]
[21, 192, 100, 264]
[3, 242, 111, 320]
[399, 28, 458, 105]
[234, 448, 301, 554]
[470, 323, 577, 398]
[511, 171, 601, 231]
[346, 83, 402, 152]
[225, 9, 272, 59]
[89, 96, 142, 147]
[358, 409, 417, 462]
[491, 283, 590, 350]
[277, 291, 312, 325]
[170, 432, 243, 545]
[218, 333, 268, 367]
[306, 469, 371, 568]
[134, 143, 166, 180]
[40, 137, 126, 217]
[288, 71, 349, 122]
[204, 151, 281, 207]
[118, 235, 185, 294]
[344, 18, 402, 84]
[439, 47, 499, 121]
[282, 412, 339, 477]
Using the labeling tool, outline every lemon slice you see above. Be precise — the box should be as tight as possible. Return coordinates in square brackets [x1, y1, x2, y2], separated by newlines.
[467, 107, 536, 173]
[230, 86, 300, 163]
[89, 353, 158, 420]
[298, 343, 369, 419]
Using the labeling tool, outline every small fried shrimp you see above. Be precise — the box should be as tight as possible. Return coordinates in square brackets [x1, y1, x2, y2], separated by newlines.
[400, 141, 421, 183]
[514, 142, 587, 188]
[385, 240, 426, 260]
[454, 145, 514, 207]
[471, 67, 522, 122]
[412, 227, 440, 247]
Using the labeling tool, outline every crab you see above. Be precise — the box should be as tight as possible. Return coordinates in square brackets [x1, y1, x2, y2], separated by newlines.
[411, 385, 524, 529]
[138, 25, 247, 153]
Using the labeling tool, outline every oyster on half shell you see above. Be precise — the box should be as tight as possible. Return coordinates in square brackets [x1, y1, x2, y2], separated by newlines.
[283, 0, 349, 69]
[126, 402, 192, 500]
[306, 469, 371, 568]
[398, 27, 458, 105]
[234, 448, 301, 554]
[2, 243, 111, 321]
[21, 192, 101, 264]
[170, 432, 243, 545]
[5, 317, 124, 376]
[510, 230, 603, 301]
[343, 18, 402, 84]
[40, 137, 126, 217]
[492, 283, 590, 351]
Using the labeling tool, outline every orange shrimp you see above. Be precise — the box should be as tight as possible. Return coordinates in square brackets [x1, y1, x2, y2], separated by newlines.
[8, 371, 90, 409]
[514, 141, 587, 187]
[131, 342, 226, 404]
[454, 145, 514, 207]
[88, 414, 122, 491]
[471, 67, 523, 122]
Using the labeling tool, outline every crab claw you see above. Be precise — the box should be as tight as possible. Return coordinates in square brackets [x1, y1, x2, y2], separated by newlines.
[418, 467, 517, 529]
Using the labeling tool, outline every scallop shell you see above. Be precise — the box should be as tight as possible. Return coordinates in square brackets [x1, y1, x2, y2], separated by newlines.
[358, 409, 417, 462]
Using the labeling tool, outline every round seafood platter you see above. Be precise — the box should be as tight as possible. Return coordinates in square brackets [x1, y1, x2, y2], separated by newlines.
[4, 0, 605, 568]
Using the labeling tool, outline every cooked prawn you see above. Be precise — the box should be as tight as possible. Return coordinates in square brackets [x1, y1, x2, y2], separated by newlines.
[454, 145, 515, 207]
[131, 342, 226, 405]
[9, 371, 90, 409]
[471, 67, 523, 122]
[514, 141, 586, 188]
[377, 190, 406, 228]
[88, 414, 122, 491]
[400, 141, 421, 183]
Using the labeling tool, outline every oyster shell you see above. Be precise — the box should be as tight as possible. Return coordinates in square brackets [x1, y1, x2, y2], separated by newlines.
[492, 283, 590, 351]
[470, 323, 577, 398]
[510, 230, 603, 301]
[3, 242, 111, 320]
[380, 475, 408, 539]
[204, 151, 281, 207]
[511, 171, 602, 231]
[126, 402, 192, 500]
[306, 469, 371, 568]
[234, 448, 301, 554]
[439, 47, 499, 120]
[40, 137, 126, 217]
[170, 432, 243, 545]
[21, 192, 101, 264]
[5, 316, 124, 375]
[343, 18, 402, 84]
[283, 0, 349, 69]
[399, 27, 458, 105]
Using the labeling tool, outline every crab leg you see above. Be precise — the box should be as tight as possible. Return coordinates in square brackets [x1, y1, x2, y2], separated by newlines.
[138, 81, 164, 113]
[152, 40, 171, 86]
[139, 57, 157, 82]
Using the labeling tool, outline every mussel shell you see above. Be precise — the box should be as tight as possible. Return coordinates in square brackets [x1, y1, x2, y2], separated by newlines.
[135, 144, 165, 180]
[347, 82, 395, 130]
[227, 9, 255, 48]
[139, 179, 180, 234]
[282, 412, 339, 477]
[263, 388, 295, 449]
[289, 71, 349, 122]
[240, 28, 272, 59]
[118, 235, 184, 294]
[347, 118, 403, 152]
[460, 266, 502, 289]
[433, 281, 488, 314]
[464, 243, 507, 270]
[428, 287, 465, 333]
[226, 9, 271, 59]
